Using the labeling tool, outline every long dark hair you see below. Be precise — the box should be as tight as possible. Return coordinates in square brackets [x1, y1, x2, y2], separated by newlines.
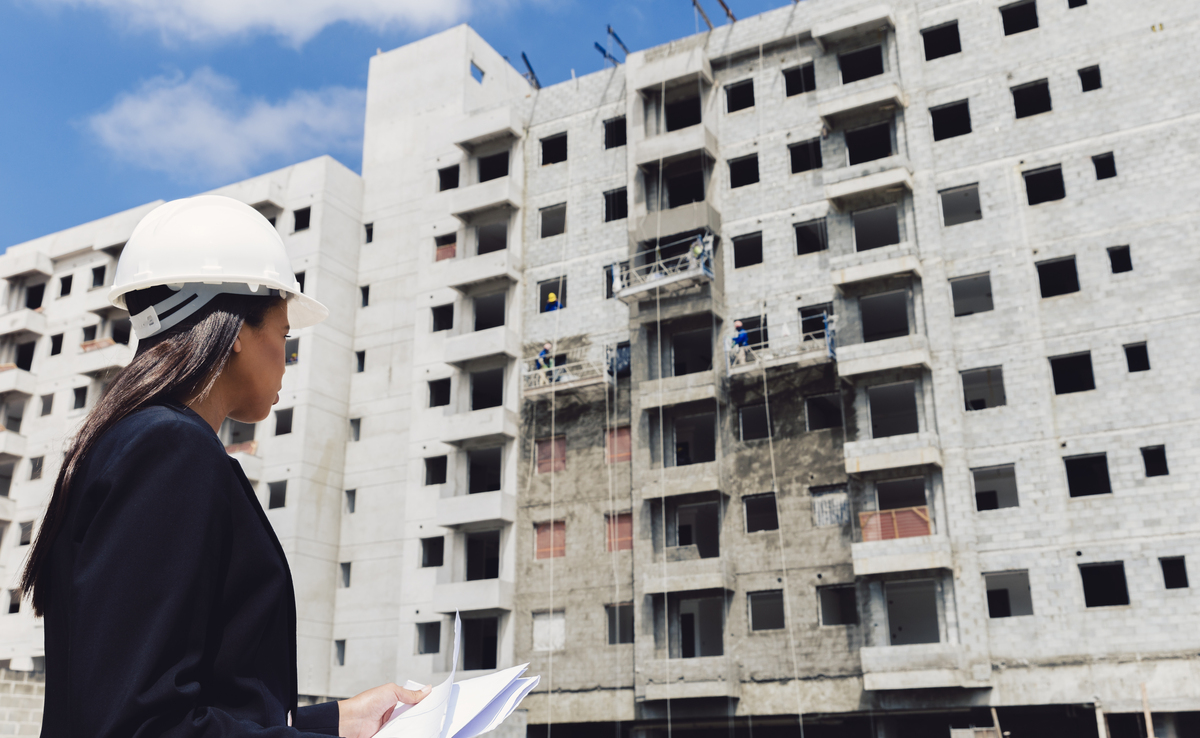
[20, 287, 283, 617]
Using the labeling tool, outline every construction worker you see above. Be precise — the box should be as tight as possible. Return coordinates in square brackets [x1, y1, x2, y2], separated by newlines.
[21, 196, 429, 736]
[731, 319, 750, 365]
[687, 236, 705, 272]
[545, 291, 561, 311]
[536, 342, 554, 385]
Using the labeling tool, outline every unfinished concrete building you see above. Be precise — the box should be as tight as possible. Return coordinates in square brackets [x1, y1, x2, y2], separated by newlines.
[1, 0, 1199, 735]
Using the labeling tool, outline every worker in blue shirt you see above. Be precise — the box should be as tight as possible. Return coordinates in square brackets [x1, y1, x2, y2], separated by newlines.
[545, 292, 560, 311]
[535, 342, 554, 384]
[731, 320, 750, 365]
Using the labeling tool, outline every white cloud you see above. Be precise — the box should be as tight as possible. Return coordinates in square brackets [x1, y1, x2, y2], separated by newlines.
[88, 68, 365, 183]
[38, 0, 472, 45]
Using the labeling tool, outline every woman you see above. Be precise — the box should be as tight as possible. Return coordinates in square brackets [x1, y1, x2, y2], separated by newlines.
[19, 196, 427, 736]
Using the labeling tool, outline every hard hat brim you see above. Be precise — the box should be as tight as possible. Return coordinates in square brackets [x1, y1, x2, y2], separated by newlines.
[286, 291, 329, 330]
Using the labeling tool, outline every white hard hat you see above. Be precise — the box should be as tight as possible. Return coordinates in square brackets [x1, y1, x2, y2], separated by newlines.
[111, 195, 328, 339]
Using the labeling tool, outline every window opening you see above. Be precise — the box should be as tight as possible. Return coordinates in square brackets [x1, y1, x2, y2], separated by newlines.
[922, 22, 961, 60]
[860, 289, 909, 343]
[429, 378, 451, 408]
[364, 223, 373, 243]
[24, 284, 44, 310]
[606, 426, 632, 464]
[853, 205, 901, 251]
[931, 100, 972, 141]
[470, 368, 504, 410]
[91, 266, 106, 288]
[111, 319, 131, 345]
[19, 521, 33, 545]
[604, 188, 628, 222]
[29, 457, 43, 481]
[462, 616, 498, 670]
[789, 138, 822, 174]
[15, 342, 34, 372]
[335, 640, 345, 666]
[805, 394, 842, 431]
[532, 611, 566, 651]
[728, 155, 760, 188]
[219, 419, 255, 448]
[732, 232, 763, 268]
[470, 62, 485, 83]
[839, 45, 884, 84]
[672, 412, 716, 466]
[535, 521, 565, 560]
[59, 275, 72, 297]
[794, 218, 828, 255]
[355, 351, 365, 373]
[39, 394, 53, 417]
[6, 590, 17, 615]
[359, 286, 369, 307]
[819, 585, 858, 625]
[665, 95, 702, 132]
[1012, 79, 1051, 118]
[783, 63, 816, 96]
[1080, 562, 1129, 607]
[962, 366, 1006, 410]
[345, 489, 356, 513]
[538, 278, 566, 312]
[743, 493, 778, 532]
[438, 165, 460, 191]
[1161, 557, 1189, 589]
[1078, 65, 1101, 91]
[478, 152, 509, 183]
[465, 530, 501, 580]
[418, 622, 441, 654]
[349, 418, 361, 441]
[1124, 343, 1150, 372]
[1092, 153, 1117, 179]
[973, 465, 1019, 510]
[672, 592, 724, 657]
[431, 304, 454, 332]
[604, 117, 627, 149]
[886, 579, 939, 645]
[435, 234, 457, 262]
[541, 134, 567, 165]
[1064, 453, 1111, 497]
[1141, 445, 1168, 477]
[1001, 1, 1039, 35]
[748, 590, 784, 631]
[274, 408, 293, 435]
[1107, 245, 1132, 273]
[540, 203, 567, 238]
[739, 404, 771, 441]
[476, 222, 507, 254]
[611, 341, 631, 378]
[1068, 0, 1087, 6]
[846, 123, 892, 165]
[49, 334, 63, 356]
[535, 437, 565, 474]
[725, 80, 755, 113]
[1049, 352, 1095, 394]
[295, 271, 306, 293]
[1024, 165, 1065, 205]
[668, 327, 712, 377]
[421, 536, 445, 567]
[72, 386, 87, 410]
[339, 562, 352, 588]
[941, 184, 982, 226]
[268, 481, 287, 509]
[606, 603, 634, 644]
[424, 456, 447, 485]
[951, 274, 993, 316]
[293, 207, 311, 232]
[606, 512, 633, 551]
[473, 292, 505, 331]
[284, 337, 299, 366]
[985, 571, 1034, 617]
[1036, 256, 1078, 296]
[0, 464, 13, 497]
[868, 382, 919, 438]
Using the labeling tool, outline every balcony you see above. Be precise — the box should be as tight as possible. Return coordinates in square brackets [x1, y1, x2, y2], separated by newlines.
[837, 334, 931, 377]
[859, 643, 977, 691]
[449, 177, 523, 221]
[0, 366, 36, 396]
[813, 5, 894, 49]
[0, 431, 27, 463]
[76, 339, 134, 378]
[452, 107, 522, 152]
[830, 243, 920, 287]
[628, 50, 712, 93]
[429, 249, 521, 293]
[818, 83, 905, 127]
[433, 578, 514, 614]
[642, 555, 734, 594]
[441, 407, 519, 446]
[844, 432, 942, 474]
[616, 235, 716, 304]
[82, 287, 119, 316]
[638, 371, 719, 409]
[215, 177, 285, 210]
[825, 165, 912, 211]
[635, 123, 718, 167]
[633, 201, 721, 244]
[853, 531, 951, 576]
[522, 348, 613, 398]
[444, 326, 521, 366]
[642, 658, 740, 701]
[224, 440, 262, 481]
[639, 460, 720, 500]
[0, 251, 53, 280]
[436, 491, 517, 528]
[0, 309, 47, 339]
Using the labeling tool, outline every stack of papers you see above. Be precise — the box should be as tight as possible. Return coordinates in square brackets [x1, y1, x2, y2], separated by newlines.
[373, 613, 540, 738]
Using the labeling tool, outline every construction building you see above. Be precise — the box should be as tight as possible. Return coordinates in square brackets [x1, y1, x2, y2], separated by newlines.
[0, 0, 1198, 735]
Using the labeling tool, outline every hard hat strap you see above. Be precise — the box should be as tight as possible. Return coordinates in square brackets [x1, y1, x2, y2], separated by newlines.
[130, 282, 282, 340]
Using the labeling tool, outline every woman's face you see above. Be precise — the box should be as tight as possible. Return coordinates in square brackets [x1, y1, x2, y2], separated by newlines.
[225, 300, 290, 423]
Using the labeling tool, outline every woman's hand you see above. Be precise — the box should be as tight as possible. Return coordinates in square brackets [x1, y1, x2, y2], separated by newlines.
[338, 682, 431, 738]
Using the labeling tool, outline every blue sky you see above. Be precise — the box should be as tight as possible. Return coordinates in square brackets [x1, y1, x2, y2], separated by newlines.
[0, 0, 791, 250]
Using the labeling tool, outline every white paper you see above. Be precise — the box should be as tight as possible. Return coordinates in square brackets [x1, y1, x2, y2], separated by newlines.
[372, 612, 539, 738]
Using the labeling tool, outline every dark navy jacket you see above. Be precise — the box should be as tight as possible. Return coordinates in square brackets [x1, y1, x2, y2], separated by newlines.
[42, 402, 340, 736]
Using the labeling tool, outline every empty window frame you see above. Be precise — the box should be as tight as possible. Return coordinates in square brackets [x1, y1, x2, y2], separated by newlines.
[465, 531, 501, 581]
[431, 304, 454, 332]
[859, 289, 909, 343]
[743, 493, 778, 532]
[805, 394, 842, 431]
[783, 63, 816, 96]
[789, 138, 822, 174]
[438, 166, 460, 191]
[468, 447, 502, 493]
[50, 333, 63, 356]
[1092, 153, 1117, 180]
[72, 386, 87, 410]
[364, 223, 373, 243]
[344, 489, 356, 513]
[606, 603, 634, 644]
[1012, 79, 1053, 121]
[738, 404, 771, 441]
[951, 273, 994, 316]
[794, 219, 827, 255]
[1049, 352, 1095, 394]
[417, 621, 441, 654]
[15, 342, 34, 372]
[725, 80, 755, 113]
[274, 408, 293, 435]
[671, 412, 716, 466]
[1001, 1, 1039, 35]
[1107, 245, 1132, 273]
[1141, 445, 1169, 477]
[476, 221, 507, 254]
[853, 205, 901, 251]
[360, 286, 370, 307]
[538, 278, 566, 312]
[40, 394, 53, 417]
[885, 579, 940, 645]
[1024, 165, 1065, 205]
[535, 521, 565, 560]
[747, 590, 785, 631]
[1124, 343, 1150, 372]
[473, 293, 505, 331]
[293, 207, 311, 232]
[18, 521, 33, 546]
[6, 590, 17, 615]
[268, 481, 287, 509]
[839, 45, 884, 84]
[29, 457, 43, 481]
[59, 275, 72, 297]
[424, 456, 448, 485]
[532, 611, 566, 652]
[930, 100, 972, 144]
[540, 203, 567, 238]
[24, 284, 44, 310]
[673, 592, 725, 657]
[541, 134, 567, 165]
[819, 585, 858, 625]
[355, 351, 365, 373]
[606, 426, 631, 464]
[973, 465, 1019, 510]
[91, 266, 106, 288]
[535, 437, 566, 474]
[478, 152, 509, 182]
[732, 232, 763, 268]
[606, 512, 633, 552]
[1080, 562, 1129, 607]
[604, 117, 627, 149]
[462, 616, 498, 670]
[604, 188, 628, 222]
[1161, 557, 1189, 589]
[985, 571, 1034, 617]
[799, 304, 832, 342]
[664, 95, 702, 132]
[334, 639, 346, 666]
[339, 562, 352, 588]
[728, 155, 760, 188]
[285, 337, 299, 366]
[940, 184, 982, 226]
[1036, 256, 1078, 296]
[868, 382, 919, 438]
[435, 233, 457, 262]
[922, 22, 961, 60]
[1064, 453, 1111, 497]
[1078, 65, 1102, 92]
[429, 378, 451, 408]
[845, 123, 893, 165]
[962, 366, 1006, 411]
[1068, 0, 1087, 7]
[470, 62, 485, 83]
[349, 418, 361, 441]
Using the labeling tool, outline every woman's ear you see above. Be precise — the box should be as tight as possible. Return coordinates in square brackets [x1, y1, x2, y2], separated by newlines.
[232, 336, 243, 354]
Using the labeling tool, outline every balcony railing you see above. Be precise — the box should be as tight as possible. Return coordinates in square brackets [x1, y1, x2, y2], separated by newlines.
[522, 347, 614, 396]
[859, 506, 931, 542]
[80, 338, 115, 352]
[614, 237, 714, 304]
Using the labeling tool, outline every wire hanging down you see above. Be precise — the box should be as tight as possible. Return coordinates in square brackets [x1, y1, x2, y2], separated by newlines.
[521, 52, 541, 89]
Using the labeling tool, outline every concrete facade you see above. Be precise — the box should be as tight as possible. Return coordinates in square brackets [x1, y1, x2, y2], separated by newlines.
[1, 1, 1199, 736]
